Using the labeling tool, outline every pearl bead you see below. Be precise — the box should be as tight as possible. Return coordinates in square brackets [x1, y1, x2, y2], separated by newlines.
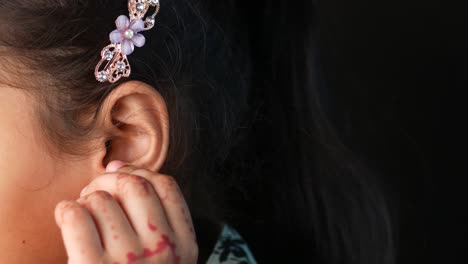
[124, 29, 134, 39]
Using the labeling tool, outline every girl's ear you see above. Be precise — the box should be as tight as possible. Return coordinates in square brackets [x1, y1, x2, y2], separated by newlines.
[95, 80, 169, 172]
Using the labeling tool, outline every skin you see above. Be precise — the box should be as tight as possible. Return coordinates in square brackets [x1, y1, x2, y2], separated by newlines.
[0, 81, 197, 263]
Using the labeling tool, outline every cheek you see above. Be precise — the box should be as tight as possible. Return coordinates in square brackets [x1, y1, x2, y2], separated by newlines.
[0, 88, 94, 262]
[0, 156, 92, 262]
[0, 126, 90, 261]
[0, 98, 54, 190]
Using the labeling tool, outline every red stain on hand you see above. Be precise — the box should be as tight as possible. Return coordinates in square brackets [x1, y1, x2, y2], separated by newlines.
[117, 175, 152, 196]
[180, 207, 195, 236]
[127, 235, 180, 264]
[141, 181, 151, 195]
[158, 177, 181, 204]
[147, 218, 157, 232]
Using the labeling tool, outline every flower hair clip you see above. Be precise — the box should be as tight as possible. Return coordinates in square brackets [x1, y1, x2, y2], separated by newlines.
[95, 0, 160, 83]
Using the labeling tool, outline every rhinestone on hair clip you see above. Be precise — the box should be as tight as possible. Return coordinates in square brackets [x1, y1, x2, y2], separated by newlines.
[95, 0, 160, 83]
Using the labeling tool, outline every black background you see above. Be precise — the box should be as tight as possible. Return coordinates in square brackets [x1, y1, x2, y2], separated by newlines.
[317, 0, 465, 262]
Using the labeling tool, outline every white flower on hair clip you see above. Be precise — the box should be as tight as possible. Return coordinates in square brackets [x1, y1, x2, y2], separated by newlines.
[95, 0, 160, 83]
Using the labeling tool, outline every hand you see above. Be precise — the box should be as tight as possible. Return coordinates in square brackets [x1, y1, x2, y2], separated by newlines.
[54, 161, 198, 264]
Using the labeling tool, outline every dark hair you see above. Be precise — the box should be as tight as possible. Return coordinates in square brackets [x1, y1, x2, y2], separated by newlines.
[0, 0, 395, 263]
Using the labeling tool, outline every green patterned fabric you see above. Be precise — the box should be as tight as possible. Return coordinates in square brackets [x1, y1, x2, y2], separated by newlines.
[206, 224, 257, 264]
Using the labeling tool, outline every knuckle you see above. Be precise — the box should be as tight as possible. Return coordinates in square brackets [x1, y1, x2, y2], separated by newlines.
[117, 174, 152, 196]
[116, 165, 138, 175]
[60, 202, 86, 224]
[87, 190, 113, 201]
[155, 175, 177, 189]
[81, 190, 113, 211]
[130, 169, 153, 178]
[154, 175, 182, 203]
[117, 174, 142, 186]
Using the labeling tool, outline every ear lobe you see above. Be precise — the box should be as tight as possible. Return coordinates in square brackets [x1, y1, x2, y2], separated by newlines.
[98, 80, 169, 172]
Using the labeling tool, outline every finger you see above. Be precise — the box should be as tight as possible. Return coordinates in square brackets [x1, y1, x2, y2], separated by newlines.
[105, 160, 127, 173]
[110, 165, 198, 258]
[106, 161, 154, 179]
[80, 173, 173, 245]
[107, 163, 196, 242]
[55, 200, 103, 263]
[150, 174, 197, 243]
[77, 190, 141, 258]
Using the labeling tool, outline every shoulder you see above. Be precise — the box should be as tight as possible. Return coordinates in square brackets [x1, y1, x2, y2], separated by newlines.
[206, 224, 257, 264]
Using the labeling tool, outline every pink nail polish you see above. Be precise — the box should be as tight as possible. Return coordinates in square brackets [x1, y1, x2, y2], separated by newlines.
[106, 160, 127, 173]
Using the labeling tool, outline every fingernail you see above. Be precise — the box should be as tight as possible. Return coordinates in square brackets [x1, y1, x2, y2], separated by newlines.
[55, 200, 73, 226]
[106, 160, 127, 173]
[80, 185, 89, 197]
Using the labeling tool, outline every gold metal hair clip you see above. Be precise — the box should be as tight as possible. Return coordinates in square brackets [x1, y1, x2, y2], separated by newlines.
[95, 0, 160, 83]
